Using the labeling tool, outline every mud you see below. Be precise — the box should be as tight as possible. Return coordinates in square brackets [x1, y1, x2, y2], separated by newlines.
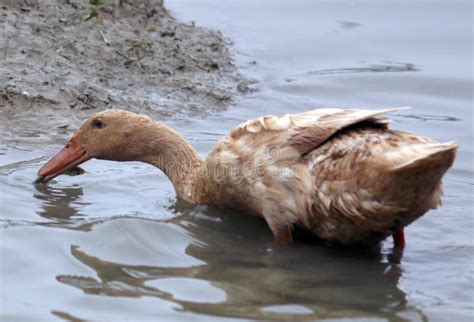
[0, 0, 249, 141]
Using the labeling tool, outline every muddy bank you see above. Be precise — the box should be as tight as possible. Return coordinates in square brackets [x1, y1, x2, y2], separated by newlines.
[0, 0, 249, 142]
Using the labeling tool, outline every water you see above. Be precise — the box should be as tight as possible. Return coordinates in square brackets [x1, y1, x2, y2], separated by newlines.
[1, 0, 473, 321]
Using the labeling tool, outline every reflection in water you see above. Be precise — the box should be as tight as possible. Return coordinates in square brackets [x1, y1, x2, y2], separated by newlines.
[307, 62, 418, 75]
[398, 114, 461, 122]
[57, 245, 174, 299]
[338, 21, 363, 30]
[32, 184, 118, 231]
[54, 205, 427, 321]
[51, 310, 86, 322]
[284, 62, 418, 82]
[34, 183, 86, 220]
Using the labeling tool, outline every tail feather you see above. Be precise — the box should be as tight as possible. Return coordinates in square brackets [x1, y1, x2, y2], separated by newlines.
[390, 141, 457, 173]
[384, 141, 457, 223]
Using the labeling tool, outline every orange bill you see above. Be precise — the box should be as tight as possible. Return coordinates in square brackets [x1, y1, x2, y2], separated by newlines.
[35, 135, 92, 184]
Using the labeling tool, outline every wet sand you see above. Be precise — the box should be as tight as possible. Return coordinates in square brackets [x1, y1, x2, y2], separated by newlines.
[0, 0, 249, 140]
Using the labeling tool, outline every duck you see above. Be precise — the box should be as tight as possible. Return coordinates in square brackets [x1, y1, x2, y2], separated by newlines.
[35, 108, 457, 247]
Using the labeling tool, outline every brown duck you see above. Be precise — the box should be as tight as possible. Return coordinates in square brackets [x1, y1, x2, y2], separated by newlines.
[36, 108, 457, 247]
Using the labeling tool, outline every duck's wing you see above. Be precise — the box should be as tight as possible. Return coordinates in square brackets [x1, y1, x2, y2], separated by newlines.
[229, 107, 404, 155]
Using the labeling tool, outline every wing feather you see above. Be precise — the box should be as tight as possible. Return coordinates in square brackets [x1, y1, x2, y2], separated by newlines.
[229, 107, 407, 155]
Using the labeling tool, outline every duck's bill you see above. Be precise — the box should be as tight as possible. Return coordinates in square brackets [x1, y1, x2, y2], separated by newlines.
[34, 135, 92, 184]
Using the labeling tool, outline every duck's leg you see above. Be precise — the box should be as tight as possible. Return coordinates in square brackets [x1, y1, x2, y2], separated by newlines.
[275, 227, 293, 246]
[262, 210, 296, 246]
[393, 228, 405, 247]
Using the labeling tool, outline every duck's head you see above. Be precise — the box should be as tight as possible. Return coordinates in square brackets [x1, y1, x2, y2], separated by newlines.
[35, 109, 156, 183]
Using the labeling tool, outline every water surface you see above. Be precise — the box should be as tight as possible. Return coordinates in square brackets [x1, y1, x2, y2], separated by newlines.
[1, 0, 473, 321]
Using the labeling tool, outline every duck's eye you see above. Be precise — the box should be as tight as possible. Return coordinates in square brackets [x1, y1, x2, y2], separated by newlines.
[93, 119, 104, 129]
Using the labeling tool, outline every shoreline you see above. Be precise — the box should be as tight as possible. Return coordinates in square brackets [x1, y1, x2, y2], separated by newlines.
[0, 0, 250, 140]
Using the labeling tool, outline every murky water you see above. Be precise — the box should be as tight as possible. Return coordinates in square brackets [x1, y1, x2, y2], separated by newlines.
[1, 0, 473, 321]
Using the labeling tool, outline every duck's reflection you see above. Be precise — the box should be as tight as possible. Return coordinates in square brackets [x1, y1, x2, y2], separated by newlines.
[57, 245, 174, 300]
[33, 183, 115, 232]
[54, 205, 426, 321]
[34, 183, 85, 220]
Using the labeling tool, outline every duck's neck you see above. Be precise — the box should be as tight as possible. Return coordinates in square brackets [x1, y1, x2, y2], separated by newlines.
[139, 122, 205, 204]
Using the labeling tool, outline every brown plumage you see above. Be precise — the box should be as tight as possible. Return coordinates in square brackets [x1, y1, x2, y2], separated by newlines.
[36, 108, 457, 247]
